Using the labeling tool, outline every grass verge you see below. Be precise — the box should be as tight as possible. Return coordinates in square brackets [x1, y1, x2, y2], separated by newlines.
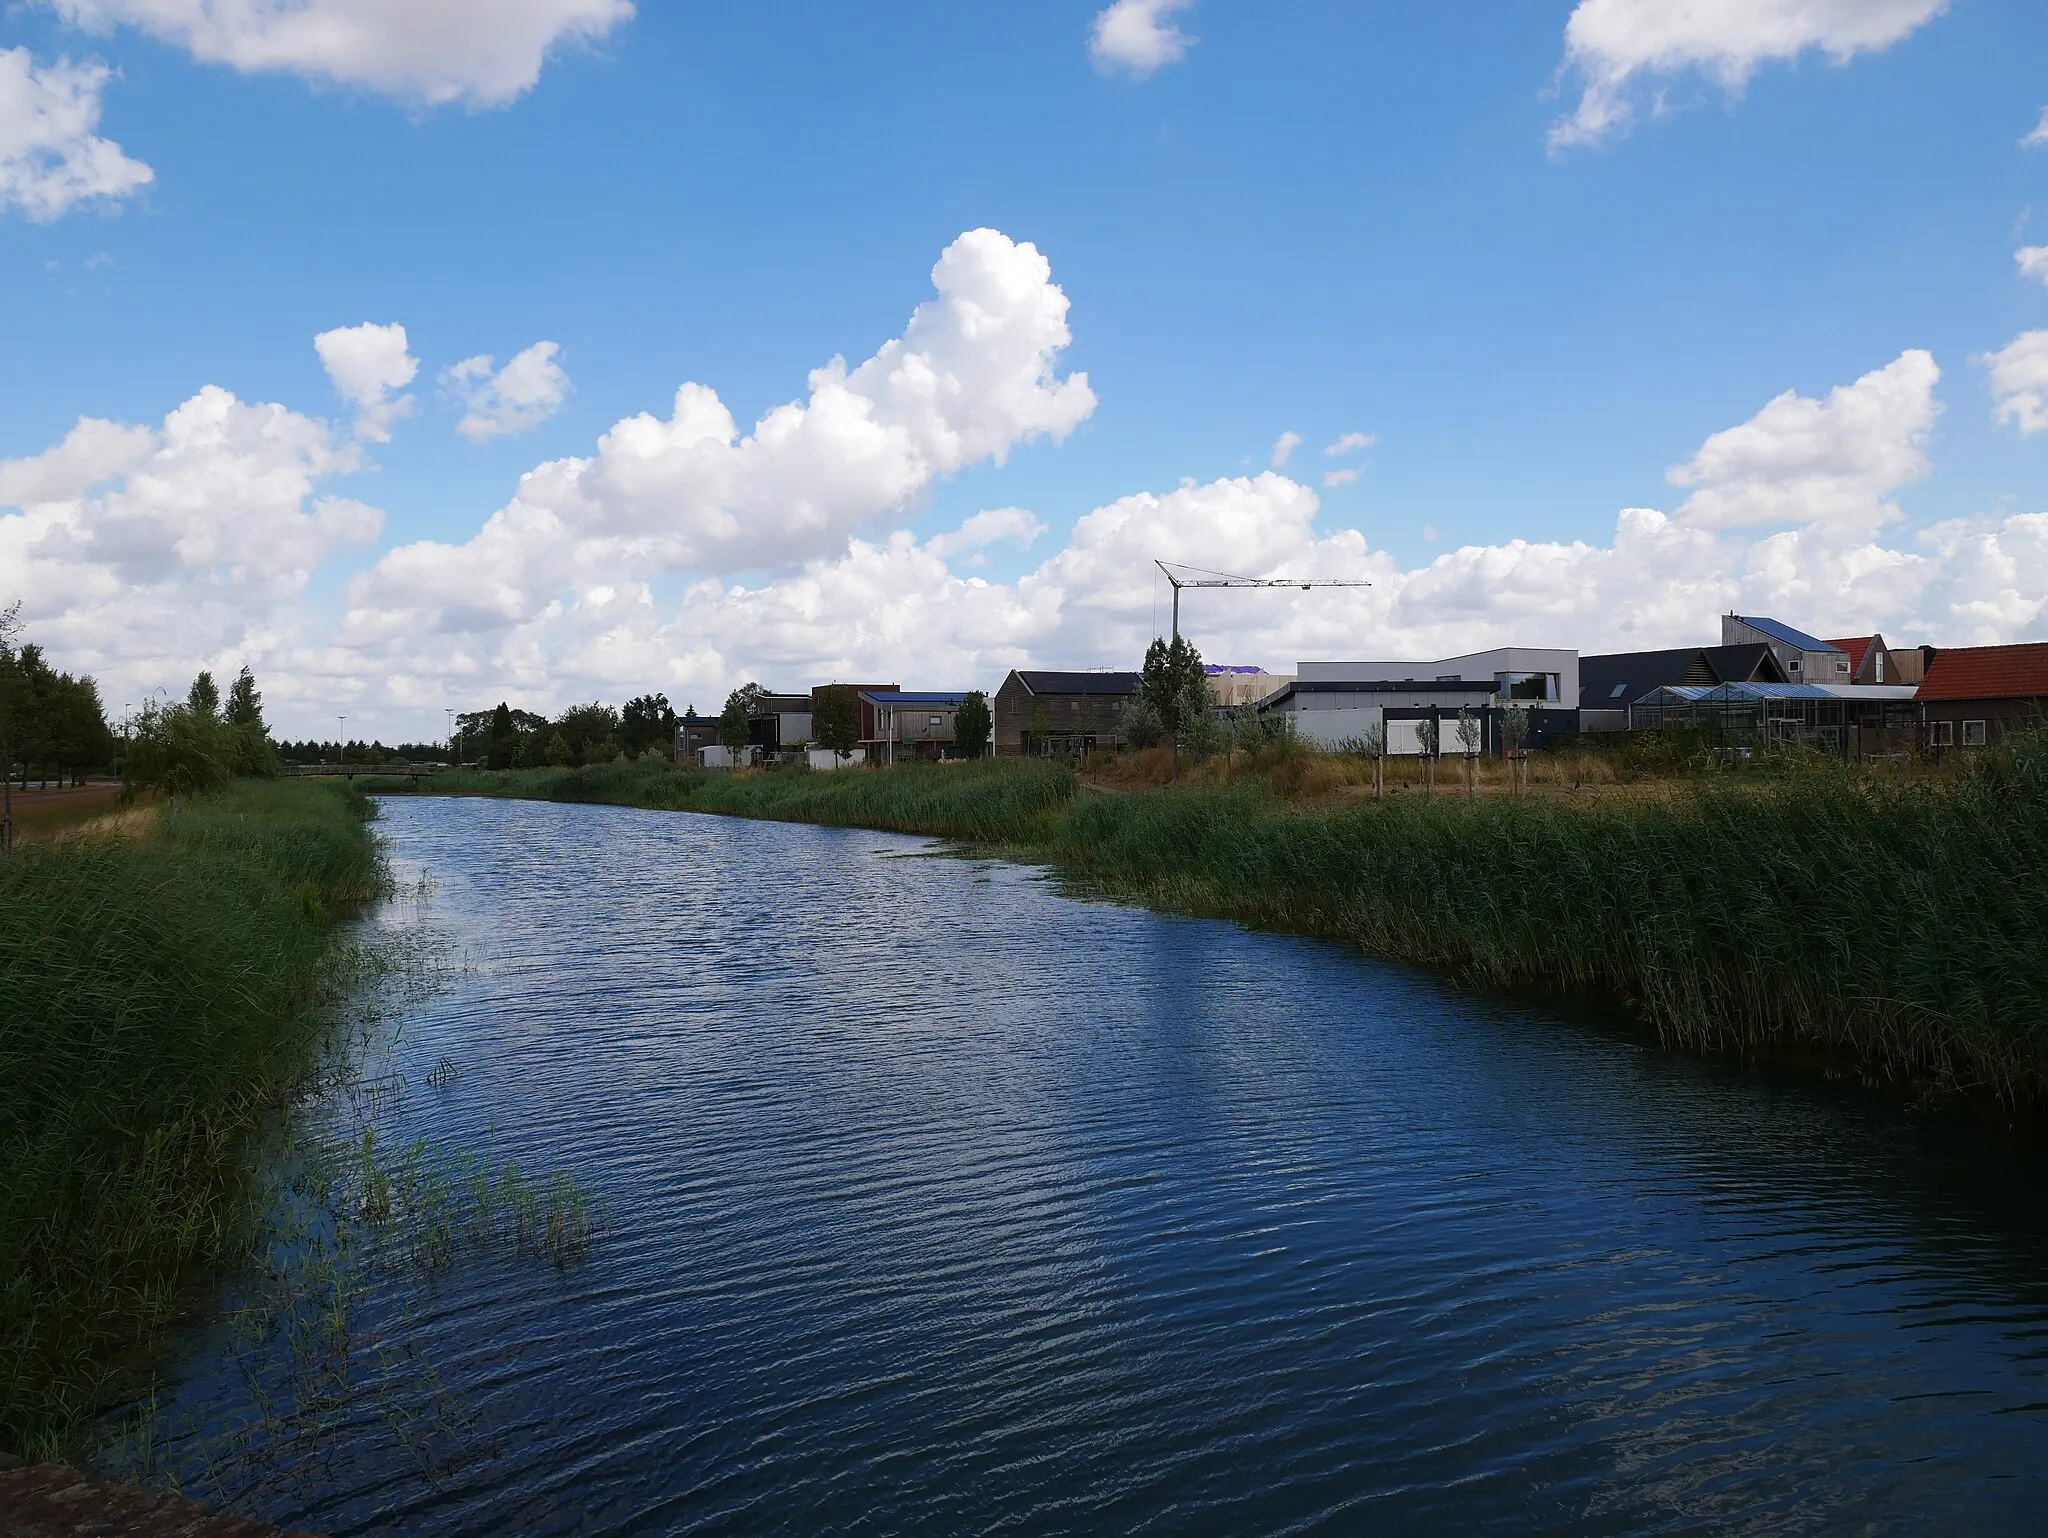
[0, 780, 383, 1460]
[379, 744, 2048, 1103]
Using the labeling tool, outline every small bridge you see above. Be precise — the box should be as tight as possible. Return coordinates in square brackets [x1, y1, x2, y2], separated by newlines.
[282, 762, 444, 783]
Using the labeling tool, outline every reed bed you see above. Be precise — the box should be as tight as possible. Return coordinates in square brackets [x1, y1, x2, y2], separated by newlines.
[0, 780, 383, 1459]
[1052, 741, 2048, 1100]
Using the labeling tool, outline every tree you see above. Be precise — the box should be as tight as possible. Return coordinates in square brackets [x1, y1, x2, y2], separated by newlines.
[1027, 702, 1053, 754]
[187, 670, 222, 724]
[0, 602, 18, 851]
[813, 685, 859, 764]
[1140, 634, 1219, 771]
[225, 666, 264, 728]
[1500, 703, 1531, 797]
[718, 687, 754, 767]
[1456, 706, 1481, 797]
[954, 690, 991, 758]
[1123, 696, 1163, 750]
[125, 699, 232, 799]
[544, 730, 575, 767]
[1417, 715, 1440, 798]
[487, 702, 517, 770]
[555, 701, 621, 763]
[620, 693, 678, 757]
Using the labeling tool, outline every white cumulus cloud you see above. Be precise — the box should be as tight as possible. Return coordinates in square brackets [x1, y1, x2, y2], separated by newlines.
[0, 46, 152, 221]
[1665, 349, 1938, 533]
[1090, 0, 1196, 79]
[315, 322, 419, 443]
[1979, 330, 2048, 435]
[0, 387, 382, 715]
[444, 341, 570, 441]
[2017, 246, 2048, 286]
[1550, 0, 1949, 151]
[1269, 430, 1302, 467]
[43, 0, 633, 107]
[337, 228, 1093, 647]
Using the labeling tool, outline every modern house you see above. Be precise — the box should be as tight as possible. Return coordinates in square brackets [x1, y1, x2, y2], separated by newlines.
[1917, 642, 2048, 748]
[860, 691, 974, 762]
[1577, 645, 1786, 731]
[993, 670, 1141, 756]
[1261, 648, 1579, 753]
[747, 692, 815, 755]
[1723, 615, 1852, 683]
[1205, 665, 1293, 707]
[674, 713, 722, 761]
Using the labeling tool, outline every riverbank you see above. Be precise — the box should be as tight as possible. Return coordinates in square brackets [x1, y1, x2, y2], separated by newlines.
[0, 781, 384, 1461]
[372, 745, 2048, 1105]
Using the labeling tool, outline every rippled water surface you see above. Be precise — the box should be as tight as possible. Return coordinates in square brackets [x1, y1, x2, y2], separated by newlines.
[141, 796, 2048, 1534]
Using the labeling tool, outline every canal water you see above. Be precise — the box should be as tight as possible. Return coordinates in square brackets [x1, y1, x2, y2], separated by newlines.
[124, 796, 2048, 1534]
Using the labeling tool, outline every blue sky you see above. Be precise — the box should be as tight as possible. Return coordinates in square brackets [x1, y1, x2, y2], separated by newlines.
[4, 1, 2048, 735]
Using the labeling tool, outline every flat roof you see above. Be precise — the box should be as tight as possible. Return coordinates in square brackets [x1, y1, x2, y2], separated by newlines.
[861, 692, 968, 704]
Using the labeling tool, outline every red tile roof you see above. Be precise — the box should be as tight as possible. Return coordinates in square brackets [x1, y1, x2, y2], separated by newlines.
[1825, 636, 1873, 672]
[1917, 642, 2048, 701]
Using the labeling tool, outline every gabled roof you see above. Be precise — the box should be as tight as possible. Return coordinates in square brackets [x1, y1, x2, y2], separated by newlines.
[1011, 670, 1141, 695]
[1918, 642, 2048, 702]
[1825, 636, 1875, 672]
[1702, 643, 1788, 684]
[1732, 615, 1844, 653]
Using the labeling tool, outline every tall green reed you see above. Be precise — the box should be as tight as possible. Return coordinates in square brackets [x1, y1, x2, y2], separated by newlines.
[0, 780, 383, 1459]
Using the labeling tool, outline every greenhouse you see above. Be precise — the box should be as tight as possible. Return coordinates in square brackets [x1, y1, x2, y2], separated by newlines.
[1627, 681, 1920, 755]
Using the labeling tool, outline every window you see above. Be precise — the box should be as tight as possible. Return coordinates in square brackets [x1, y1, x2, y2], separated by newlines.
[1874, 653, 1885, 683]
[1609, 683, 1628, 699]
[928, 715, 944, 728]
[1931, 721, 1953, 747]
[1835, 658, 1850, 674]
[1496, 671, 1557, 701]
[1964, 720, 1988, 747]
[1786, 656, 1801, 673]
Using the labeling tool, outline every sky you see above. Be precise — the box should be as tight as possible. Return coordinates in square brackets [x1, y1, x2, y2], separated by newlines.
[3, 0, 2047, 739]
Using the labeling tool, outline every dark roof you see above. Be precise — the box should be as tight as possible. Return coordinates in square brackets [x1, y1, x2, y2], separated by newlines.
[1702, 644, 1788, 684]
[1580, 644, 1787, 708]
[1010, 670, 1141, 695]
[1579, 648, 1703, 708]
[1918, 642, 2048, 702]
[1732, 615, 1843, 653]
[860, 692, 968, 705]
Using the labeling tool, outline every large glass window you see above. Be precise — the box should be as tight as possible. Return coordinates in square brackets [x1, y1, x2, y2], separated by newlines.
[1496, 672, 1557, 701]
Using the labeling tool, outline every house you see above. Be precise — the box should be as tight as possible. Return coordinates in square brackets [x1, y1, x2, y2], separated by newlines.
[747, 692, 815, 755]
[860, 691, 974, 762]
[674, 713, 722, 761]
[993, 670, 1141, 756]
[1205, 665, 1293, 707]
[1723, 615, 1852, 683]
[1262, 648, 1579, 753]
[1822, 633, 1905, 687]
[1577, 645, 1786, 731]
[1917, 642, 2048, 749]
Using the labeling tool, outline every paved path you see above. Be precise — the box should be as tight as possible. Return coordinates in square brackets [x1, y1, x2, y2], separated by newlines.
[0, 1453, 321, 1537]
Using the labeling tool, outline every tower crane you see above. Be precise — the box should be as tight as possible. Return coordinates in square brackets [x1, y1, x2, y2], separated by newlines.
[1153, 561, 1371, 643]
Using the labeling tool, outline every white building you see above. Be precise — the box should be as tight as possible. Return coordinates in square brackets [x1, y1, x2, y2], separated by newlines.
[1263, 647, 1580, 752]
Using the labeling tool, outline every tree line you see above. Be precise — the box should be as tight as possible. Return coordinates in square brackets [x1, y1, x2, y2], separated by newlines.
[454, 695, 680, 769]
[0, 605, 116, 790]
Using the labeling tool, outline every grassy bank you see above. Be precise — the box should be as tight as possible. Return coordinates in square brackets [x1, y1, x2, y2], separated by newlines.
[384, 744, 2048, 1103]
[0, 781, 383, 1459]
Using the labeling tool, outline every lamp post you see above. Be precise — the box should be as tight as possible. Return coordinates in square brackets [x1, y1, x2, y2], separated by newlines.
[444, 707, 455, 765]
[338, 716, 346, 768]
